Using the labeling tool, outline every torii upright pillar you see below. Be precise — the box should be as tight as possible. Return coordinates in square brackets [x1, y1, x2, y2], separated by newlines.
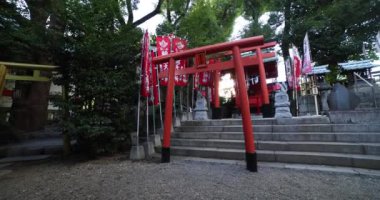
[232, 46, 257, 172]
[161, 58, 176, 163]
[212, 70, 221, 119]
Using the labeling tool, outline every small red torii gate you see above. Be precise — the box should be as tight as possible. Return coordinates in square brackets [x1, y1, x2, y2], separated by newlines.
[153, 36, 276, 172]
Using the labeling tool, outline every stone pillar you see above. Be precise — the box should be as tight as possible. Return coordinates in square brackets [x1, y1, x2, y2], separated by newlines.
[274, 89, 292, 118]
[193, 91, 208, 120]
[319, 81, 331, 114]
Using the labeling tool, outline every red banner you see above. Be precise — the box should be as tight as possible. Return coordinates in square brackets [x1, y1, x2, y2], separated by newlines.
[198, 58, 216, 86]
[140, 31, 150, 97]
[293, 54, 301, 91]
[302, 33, 313, 74]
[289, 45, 301, 91]
[172, 37, 188, 86]
[156, 35, 188, 87]
[156, 35, 171, 86]
[149, 50, 159, 105]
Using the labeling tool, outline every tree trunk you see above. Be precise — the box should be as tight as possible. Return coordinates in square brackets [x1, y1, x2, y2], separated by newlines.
[281, 0, 291, 59]
[10, 1, 53, 131]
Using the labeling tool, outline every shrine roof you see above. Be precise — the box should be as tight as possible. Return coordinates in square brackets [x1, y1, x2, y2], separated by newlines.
[307, 65, 330, 75]
[339, 60, 374, 71]
[263, 56, 277, 63]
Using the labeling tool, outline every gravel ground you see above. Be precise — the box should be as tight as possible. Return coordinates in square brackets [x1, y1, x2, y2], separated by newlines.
[1, 156, 380, 200]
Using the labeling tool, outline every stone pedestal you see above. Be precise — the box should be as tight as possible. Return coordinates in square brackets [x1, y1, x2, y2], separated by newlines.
[150, 134, 161, 148]
[143, 141, 155, 159]
[274, 90, 292, 118]
[129, 132, 145, 160]
[130, 145, 145, 160]
[193, 93, 208, 120]
[319, 81, 331, 114]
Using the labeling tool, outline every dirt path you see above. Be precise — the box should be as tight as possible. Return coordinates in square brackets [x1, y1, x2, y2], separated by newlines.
[1, 156, 379, 200]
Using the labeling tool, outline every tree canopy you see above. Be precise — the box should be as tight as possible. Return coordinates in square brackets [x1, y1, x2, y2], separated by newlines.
[0, 0, 164, 155]
[241, 0, 380, 65]
[157, 0, 243, 47]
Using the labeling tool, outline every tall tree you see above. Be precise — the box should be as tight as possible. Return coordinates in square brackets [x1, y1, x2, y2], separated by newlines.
[157, 0, 243, 47]
[241, 0, 380, 64]
[0, 0, 165, 155]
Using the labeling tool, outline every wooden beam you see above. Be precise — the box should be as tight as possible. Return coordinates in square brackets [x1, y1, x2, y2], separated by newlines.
[0, 64, 7, 95]
[153, 36, 264, 64]
[158, 52, 276, 78]
[5, 74, 50, 82]
[0, 61, 59, 71]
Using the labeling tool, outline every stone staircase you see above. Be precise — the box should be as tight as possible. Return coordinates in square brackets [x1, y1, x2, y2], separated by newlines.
[167, 116, 380, 170]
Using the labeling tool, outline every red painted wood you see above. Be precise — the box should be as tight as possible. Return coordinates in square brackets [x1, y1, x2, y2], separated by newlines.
[157, 52, 276, 77]
[213, 70, 220, 108]
[233, 46, 256, 154]
[153, 36, 264, 64]
[256, 48, 269, 104]
[162, 58, 176, 148]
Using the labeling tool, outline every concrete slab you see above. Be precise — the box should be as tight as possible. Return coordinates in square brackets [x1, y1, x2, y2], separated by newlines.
[276, 116, 330, 125]
[0, 155, 51, 163]
[273, 124, 332, 132]
[129, 145, 145, 160]
[0, 170, 12, 177]
[150, 135, 162, 148]
[332, 124, 368, 132]
[275, 151, 353, 167]
[143, 142, 155, 158]
[351, 154, 380, 169]
[0, 163, 12, 169]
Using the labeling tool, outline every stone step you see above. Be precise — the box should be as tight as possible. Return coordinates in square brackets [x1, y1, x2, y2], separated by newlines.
[175, 124, 380, 133]
[0, 155, 51, 164]
[180, 116, 331, 127]
[171, 139, 380, 155]
[166, 147, 380, 169]
[181, 119, 274, 126]
[172, 132, 380, 143]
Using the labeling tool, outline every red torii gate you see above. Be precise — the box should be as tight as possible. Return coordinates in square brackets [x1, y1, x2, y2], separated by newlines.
[153, 36, 276, 172]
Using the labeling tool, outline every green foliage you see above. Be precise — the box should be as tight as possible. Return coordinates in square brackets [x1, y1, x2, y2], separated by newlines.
[177, 1, 226, 47]
[1, 0, 148, 156]
[57, 0, 142, 156]
[157, 0, 242, 47]
[241, 19, 277, 41]
[241, 0, 380, 65]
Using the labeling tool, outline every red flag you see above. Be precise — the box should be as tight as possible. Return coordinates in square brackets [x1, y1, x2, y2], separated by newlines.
[290, 45, 301, 91]
[302, 33, 313, 74]
[293, 55, 301, 91]
[172, 37, 188, 86]
[140, 30, 150, 97]
[156, 35, 171, 86]
[149, 50, 159, 105]
[198, 59, 215, 86]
